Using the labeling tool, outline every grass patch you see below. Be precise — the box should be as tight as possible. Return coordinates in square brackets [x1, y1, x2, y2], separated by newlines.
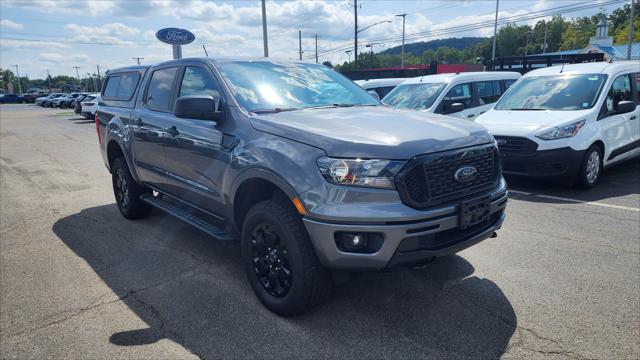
[53, 112, 76, 116]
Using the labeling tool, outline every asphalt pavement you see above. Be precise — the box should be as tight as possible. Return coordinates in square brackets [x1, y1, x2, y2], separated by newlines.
[1, 104, 638, 359]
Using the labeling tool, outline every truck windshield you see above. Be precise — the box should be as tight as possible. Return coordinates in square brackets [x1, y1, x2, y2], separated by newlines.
[494, 73, 607, 111]
[217, 61, 379, 113]
[382, 83, 445, 110]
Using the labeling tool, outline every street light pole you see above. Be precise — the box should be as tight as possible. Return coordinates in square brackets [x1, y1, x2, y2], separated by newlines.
[11, 65, 22, 94]
[491, 0, 500, 63]
[354, 0, 358, 69]
[395, 14, 407, 68]
[628, 0, 635, 60]
[262, 0, 269, 57]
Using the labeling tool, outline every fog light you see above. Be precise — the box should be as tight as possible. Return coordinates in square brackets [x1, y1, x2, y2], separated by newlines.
[335, 232, 384, 254]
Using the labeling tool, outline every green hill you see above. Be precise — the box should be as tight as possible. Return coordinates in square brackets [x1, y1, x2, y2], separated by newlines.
[381, 37, 488, 56]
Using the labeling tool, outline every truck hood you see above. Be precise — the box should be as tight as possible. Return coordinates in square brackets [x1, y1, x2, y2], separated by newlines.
[476, 109, 591, 136]
[249, 106, 493, 159]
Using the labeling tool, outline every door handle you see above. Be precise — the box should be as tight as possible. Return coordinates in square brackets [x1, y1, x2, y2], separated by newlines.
[165, 126, 179, 137]
[631, 115, 637, 120]
[467, 114, 475, 118]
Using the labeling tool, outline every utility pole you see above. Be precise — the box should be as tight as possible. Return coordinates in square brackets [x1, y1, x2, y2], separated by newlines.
[11, 65, 22, 94]
[542, 22, 548, 54]
[315, 34, 318, 63]
[96, 65, 102, 90]
[299, 30, 303, 60]
[73, 66, 81, 90]
[396, 14, 407, 68]
[491, 0, 499, 64]
[46, 70, 51, 91]
[132, 57, 144, 65]
[628, 0, 635, 60]
[261, 0, 269, 57]
[354, 0, 358, 69]
[202, 44, 209, 57]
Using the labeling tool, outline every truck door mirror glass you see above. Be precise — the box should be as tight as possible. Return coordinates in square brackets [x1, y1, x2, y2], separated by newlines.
[448, 102, 465, 114]
[174, 95, 223, 122]
[367, 90, 380, 101]
[616, 100, 636, 114]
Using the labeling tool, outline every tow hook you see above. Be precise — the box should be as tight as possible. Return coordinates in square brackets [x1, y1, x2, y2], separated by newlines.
[490, 232, 498, 238]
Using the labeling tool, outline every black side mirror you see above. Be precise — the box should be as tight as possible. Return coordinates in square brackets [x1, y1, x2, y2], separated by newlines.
[447, 102, 465, 114]
[367, 90, 380, 101]
[616, 100, 636, 114]
[174, 95, 223, 122]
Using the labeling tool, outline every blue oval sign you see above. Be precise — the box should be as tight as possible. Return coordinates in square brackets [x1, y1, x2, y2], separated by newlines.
[155, 28, 195, 45]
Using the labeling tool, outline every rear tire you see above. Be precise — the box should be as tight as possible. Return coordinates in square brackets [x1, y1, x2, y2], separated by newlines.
[574, 144, 603, 189]
[241, 197, 332, 316]
[111, 157, 152, 219]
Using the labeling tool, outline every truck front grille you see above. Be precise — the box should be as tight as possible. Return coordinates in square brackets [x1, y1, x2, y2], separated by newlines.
[494, 136, 538, 154]
[396, 145, 500, 208]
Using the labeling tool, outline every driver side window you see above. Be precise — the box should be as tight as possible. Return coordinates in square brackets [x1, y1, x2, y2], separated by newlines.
[179, 66, 222, 109]
[441, 83, 472, 113]
[603, 74, 632, 116]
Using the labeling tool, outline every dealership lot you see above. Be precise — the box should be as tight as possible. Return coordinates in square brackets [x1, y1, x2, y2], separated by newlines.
[1, 104, 638, 359]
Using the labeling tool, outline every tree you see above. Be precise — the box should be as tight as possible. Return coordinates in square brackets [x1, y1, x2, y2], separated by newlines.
[322, 61, 333, 68]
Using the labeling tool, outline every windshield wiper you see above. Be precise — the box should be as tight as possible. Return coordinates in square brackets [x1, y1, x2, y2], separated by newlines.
[509, 108, 546, 111]
[249, 107, 299, 114]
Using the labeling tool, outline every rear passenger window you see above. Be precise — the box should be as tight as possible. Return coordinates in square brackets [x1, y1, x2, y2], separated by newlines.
[102, 73, 140, 100]
[476, 80, 503, 104]
[504, 79, 517, 90]
[441, 83, 472, 112]
[634, 73, 640, 102]
[145, 67, 178, 111]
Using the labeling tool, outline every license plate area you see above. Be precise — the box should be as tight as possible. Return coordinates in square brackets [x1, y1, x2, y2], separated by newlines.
[459, 195, 491, 229]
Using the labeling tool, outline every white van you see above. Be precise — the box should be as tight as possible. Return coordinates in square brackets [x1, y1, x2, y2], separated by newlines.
[476, 61, 639, 188]
[355, 78, 406, 100]
[382, 71, 521, 120]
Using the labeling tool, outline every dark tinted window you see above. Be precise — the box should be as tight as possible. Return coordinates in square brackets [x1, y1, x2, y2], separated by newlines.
[103, 76, 120, 97]
[634, 73, 640, 101]
[441, 83, 473, 112]
[504, 79, 517, 90]
[179, 66, 221, 101]
[476, 80, 503, 105]
[603, 74, 633, 115]
[373, 86, 396, 99]
[145, 67, 177, 111]
[115, 73, 140, 99]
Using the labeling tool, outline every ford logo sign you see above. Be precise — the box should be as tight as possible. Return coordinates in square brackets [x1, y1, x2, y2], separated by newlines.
[454, 166, 478, 183]
[155, 28, 195, 45]
[496, 139, 507, 145]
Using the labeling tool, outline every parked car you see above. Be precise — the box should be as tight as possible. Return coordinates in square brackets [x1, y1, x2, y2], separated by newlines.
[80, 94, 100, 118]
[355, 78, 406, 100]
[96, 59, 507, 316]
[73, 94, 91, 114]
[39, 93, 66, 107]
[476, 61, 639, 188]
[0, 93, 25, 104]
[382, 72, 521, 121]
[55, 93, 85, 109]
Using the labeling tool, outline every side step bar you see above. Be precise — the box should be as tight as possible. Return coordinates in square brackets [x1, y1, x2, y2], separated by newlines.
[140, 194, 235, 241]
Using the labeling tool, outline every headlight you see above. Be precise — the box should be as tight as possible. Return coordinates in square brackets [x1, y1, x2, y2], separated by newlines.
[536, 120, 585, 140]
[317, 157, 405, 189]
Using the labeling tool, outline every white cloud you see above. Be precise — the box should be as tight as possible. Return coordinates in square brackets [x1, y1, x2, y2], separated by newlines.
[0, 19, 24, 30]
[64, 23, 141, 45]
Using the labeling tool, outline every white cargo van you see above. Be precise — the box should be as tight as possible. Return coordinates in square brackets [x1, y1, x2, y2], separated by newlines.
[476, 61, 639, 188]
[382, 71, 521, 120]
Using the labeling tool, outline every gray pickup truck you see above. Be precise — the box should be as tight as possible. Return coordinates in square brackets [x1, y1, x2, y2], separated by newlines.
[96, 58, 508, 316]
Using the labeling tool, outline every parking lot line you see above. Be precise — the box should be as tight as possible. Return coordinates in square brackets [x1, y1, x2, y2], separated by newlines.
[507, 189, 532, 196]
[534, 194, 640, 212]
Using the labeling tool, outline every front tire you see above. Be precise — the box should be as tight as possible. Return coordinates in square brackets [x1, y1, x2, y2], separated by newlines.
[241, 197, 331, 316]
[111, 157, 152, 219]
[574, 144, 602, 189]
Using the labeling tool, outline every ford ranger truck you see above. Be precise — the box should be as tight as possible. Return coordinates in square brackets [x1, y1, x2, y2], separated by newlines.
[96, 58, 508, 316]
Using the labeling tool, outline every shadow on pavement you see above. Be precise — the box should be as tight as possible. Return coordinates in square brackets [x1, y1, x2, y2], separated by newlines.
[53, 204, 517, 358]
[506, 157, 640, 204]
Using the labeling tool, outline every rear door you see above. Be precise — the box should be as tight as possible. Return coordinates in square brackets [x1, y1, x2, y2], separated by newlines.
[162, 62, 228, 215]
[130, 65, 179, 190]
[598, 72, 639, 163]
[474, 80, 503, 119]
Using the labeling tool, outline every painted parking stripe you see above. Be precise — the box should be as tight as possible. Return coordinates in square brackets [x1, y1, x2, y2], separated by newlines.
[535, 194, 640, 212]
[508, 190, 532, 196]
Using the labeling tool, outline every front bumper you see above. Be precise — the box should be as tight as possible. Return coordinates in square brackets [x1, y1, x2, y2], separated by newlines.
[303, 186, 507, 269]
[501, 147, 585, 179]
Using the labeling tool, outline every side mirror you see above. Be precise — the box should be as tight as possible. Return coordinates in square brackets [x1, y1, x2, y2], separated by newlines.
[174, 95, 223, 121]
[447, 102, 465, 114]
[616, 100, 636, 114]
[367, 90, 380, 101]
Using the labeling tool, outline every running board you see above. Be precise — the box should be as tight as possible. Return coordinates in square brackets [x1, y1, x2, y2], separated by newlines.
[140, 194, 235, 241]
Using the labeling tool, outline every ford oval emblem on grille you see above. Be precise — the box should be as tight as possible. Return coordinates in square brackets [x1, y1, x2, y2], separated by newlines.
[454, 166, 478, 183]
[496, 139, 507, 145]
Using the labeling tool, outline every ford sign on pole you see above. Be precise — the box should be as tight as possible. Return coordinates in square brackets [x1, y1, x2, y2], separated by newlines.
[155, 28, 195, 59]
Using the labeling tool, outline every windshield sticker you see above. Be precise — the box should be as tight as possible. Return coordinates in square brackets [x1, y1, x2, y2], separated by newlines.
[582, 102, 590, 107]
[588, 76, 599, 80]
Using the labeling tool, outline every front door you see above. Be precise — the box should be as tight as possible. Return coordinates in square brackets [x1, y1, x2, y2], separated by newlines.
[130, 65, 179, 190]
[598, 73, 639, 163]
[163, 64, 230, 216]
[438, 82, 475, 119]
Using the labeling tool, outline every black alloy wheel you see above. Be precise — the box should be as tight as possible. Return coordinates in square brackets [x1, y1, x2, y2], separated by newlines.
[250, 223, 292, 297]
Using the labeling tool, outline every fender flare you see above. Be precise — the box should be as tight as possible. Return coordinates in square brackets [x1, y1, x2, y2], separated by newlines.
[105, 123, 142, 184]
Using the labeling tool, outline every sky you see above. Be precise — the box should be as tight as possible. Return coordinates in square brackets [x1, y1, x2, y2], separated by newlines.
[0, 0, 629, 80]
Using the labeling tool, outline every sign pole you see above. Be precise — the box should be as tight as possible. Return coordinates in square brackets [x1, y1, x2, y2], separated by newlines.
[173, 45, 182, 59]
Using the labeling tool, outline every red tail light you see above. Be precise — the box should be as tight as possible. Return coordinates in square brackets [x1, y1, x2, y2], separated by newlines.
[95, 113, 101, 145]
